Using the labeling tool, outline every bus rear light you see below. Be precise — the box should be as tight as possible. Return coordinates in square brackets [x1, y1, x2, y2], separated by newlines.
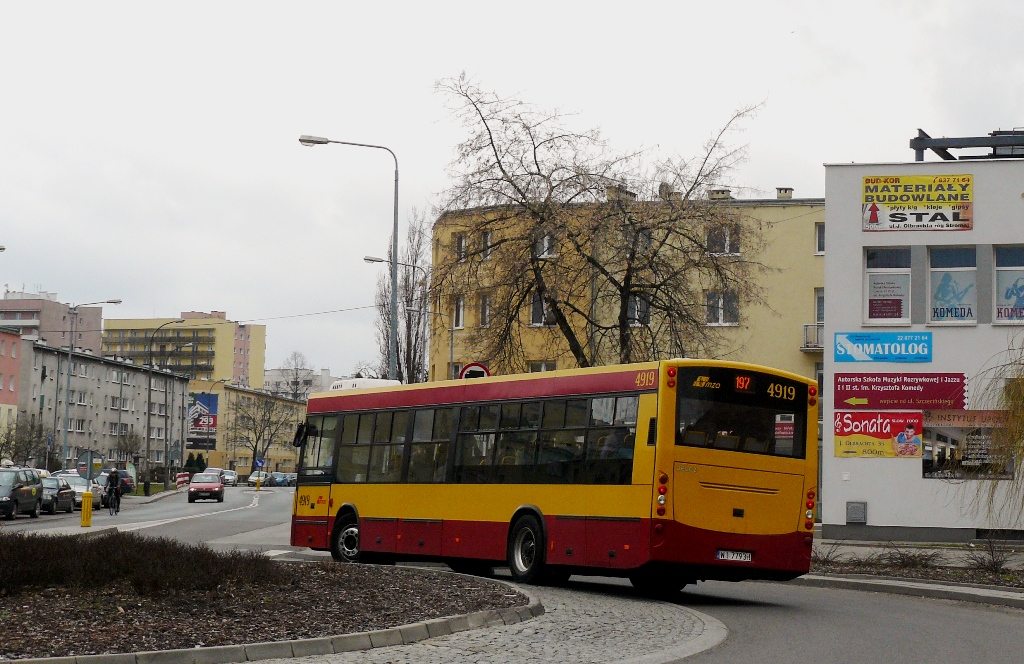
[667, 380, 676, 388]
[804, 520, 814, 530]
[807, 489, 816, 500]
[657, 495, 666, 505]
[659, 473, 669, 484]
[657, 506, 666, 516]
[808, 397, 817, 407]
[804, 536, 813, 546]
[654, 523, 664, 534]
[808, 386, 818, 397]
[806, 500, 814, 509]
[658, 485, 667, 495]
[667, 367, 677, 378]
[805, 510, 814, 519]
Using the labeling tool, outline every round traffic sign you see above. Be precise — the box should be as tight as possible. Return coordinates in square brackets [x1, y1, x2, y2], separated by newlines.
[459, 362, 490, 379]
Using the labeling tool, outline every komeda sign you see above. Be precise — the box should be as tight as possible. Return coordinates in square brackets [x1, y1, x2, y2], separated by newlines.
[862, 175, 973, 231]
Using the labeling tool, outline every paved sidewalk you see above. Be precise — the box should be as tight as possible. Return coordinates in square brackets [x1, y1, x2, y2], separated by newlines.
[256, 584, 726, 664]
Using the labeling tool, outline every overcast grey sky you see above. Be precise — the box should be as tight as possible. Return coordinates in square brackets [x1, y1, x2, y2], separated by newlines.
[2, 1, 1020, 377]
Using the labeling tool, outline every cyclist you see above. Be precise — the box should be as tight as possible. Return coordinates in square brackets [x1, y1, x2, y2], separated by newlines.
[105, 468, 121, 513]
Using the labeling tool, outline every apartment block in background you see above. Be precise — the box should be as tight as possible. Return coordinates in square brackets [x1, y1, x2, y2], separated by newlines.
[0, 290, 105, 354]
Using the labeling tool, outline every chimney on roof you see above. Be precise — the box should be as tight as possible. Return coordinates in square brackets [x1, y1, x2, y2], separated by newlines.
[709, 188, 732, 200]
[776, 187, 794, 199]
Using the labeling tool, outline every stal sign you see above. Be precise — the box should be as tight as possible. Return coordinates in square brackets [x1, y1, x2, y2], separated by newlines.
[834, 373, 967, 410]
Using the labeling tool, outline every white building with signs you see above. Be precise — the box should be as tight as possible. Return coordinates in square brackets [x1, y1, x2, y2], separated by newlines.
[824, 149, 1024, 542]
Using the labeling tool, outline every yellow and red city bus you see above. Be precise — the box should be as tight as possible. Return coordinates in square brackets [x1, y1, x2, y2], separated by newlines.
[291, 359, 818, 591]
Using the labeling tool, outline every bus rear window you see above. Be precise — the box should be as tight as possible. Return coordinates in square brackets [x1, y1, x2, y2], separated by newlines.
[677, 398, 804, 458]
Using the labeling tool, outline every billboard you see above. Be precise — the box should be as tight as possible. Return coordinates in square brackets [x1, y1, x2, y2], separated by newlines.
[187, 393, 218, 450]
[834, 411, 923, 458]
[834, 332, 932, 363]
[862, 175, 973, 231]
[834, 373, 967, 410]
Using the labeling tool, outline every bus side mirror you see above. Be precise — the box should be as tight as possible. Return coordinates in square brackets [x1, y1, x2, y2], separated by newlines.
[292, 424, 307, 447]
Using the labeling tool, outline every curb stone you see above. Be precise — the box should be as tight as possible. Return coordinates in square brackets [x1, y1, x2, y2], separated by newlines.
[4, 577, 543, 664]
[786, 574, 1024, 609]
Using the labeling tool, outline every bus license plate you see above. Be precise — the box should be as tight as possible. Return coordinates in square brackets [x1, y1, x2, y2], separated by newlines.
[716, 549, 752, 562]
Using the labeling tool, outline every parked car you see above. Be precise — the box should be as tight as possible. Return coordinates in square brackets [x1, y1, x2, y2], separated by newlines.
[0, 468, 43, 519]
[98, 470, 136, 506]
[246, 471, 270, 486]
[65, 476, 103, 510]
[187, 472, 225, 503]
[270, 472, 289, 487]
[221, 470, 238, 487]
[286, 472, 298, 486]
[41, 477, 76, 514]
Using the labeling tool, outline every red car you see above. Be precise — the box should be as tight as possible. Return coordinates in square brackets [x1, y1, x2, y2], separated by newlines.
[187, 472, 225, 503]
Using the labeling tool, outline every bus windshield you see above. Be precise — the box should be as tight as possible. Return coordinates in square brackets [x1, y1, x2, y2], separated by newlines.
[675, 367, 807, 459]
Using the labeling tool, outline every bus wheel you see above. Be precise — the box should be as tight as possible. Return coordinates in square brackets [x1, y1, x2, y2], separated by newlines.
[330, 515, 360, 563]
[508, 514, 545, 584]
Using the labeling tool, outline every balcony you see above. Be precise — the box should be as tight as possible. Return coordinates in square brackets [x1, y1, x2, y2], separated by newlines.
[800, 323, 824, 352]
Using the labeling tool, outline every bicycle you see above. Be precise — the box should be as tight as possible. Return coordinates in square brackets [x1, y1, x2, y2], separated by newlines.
[107, 488, 120, 516]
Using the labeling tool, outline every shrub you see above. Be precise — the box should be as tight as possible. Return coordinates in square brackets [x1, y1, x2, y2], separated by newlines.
[880, 543, 944, 569]
[0, 531, 292, 596]
[811, 540, 847, 565]
[966, 538, 1012, 574]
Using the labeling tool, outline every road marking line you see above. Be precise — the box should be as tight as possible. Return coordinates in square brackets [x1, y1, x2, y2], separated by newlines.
[118, 494, 261, 532]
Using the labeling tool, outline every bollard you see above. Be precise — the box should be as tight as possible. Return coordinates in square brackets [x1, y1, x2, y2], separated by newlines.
[255, 477, 262, 491]
[144, 480, 151, 496]
[81, 491, 92, 527]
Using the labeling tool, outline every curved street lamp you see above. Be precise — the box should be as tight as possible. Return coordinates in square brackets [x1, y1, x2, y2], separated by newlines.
[143, 319, 185, 486]
[301, 135, 400, 381]
[61, 299, 121, 471]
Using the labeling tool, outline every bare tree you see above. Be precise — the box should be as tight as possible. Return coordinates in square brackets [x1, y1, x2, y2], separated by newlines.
[229, 392, 302, 474]
[114, 432, 144, 463]
[278, 351, 315, 401]
[432, 75, 766, 372]
[365, 210, 432, 383]
[0, 420, 47, 467]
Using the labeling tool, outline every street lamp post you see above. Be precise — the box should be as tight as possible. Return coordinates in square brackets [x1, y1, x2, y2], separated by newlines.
[300, 134, 400, 381]
[61, 299, 121, 471]
[365, 255, 430, 382]
[409, 308, 455, 380]
[144, 319, 184, 486]
[159, 342, 191, 488]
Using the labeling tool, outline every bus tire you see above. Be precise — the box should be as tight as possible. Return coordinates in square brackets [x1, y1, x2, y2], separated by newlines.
[330, 514, 361, 563]
[507, 514, 546, 584]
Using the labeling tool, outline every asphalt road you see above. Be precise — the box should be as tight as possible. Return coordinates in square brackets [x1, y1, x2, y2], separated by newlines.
[6, 487, 1024, 663]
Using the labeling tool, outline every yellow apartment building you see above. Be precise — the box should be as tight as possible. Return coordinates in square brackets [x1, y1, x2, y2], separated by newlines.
[188, 380, 303, 474]
[102, 311, 266, 389]
[428, 188, 824, 385]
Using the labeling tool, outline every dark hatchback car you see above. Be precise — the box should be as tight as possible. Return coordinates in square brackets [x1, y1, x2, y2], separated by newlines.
[41, 477, 75, 514]
[0, 468, 44, 519]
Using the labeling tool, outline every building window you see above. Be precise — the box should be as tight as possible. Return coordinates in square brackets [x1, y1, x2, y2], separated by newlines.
[454, 233, 467, 262]
[531, 291, 556, 326]
[533, 232, 556, 259]
[450, 362, 463, 380]
[481, 231, 493, 259]
[478, 293, 491, 327]
[707, 224, 740, 255]
[627, 295, 650, 326]
[453, 296, 465, 329]
[995, 246, 1024, 323]
[929, 246, 976, 323]
[528, 361, 556, 372]
[815, 223, 825, 254]
[815, 288, 825, 323]
[864, 247, 911, 324]
[706, 290, 739, 325]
